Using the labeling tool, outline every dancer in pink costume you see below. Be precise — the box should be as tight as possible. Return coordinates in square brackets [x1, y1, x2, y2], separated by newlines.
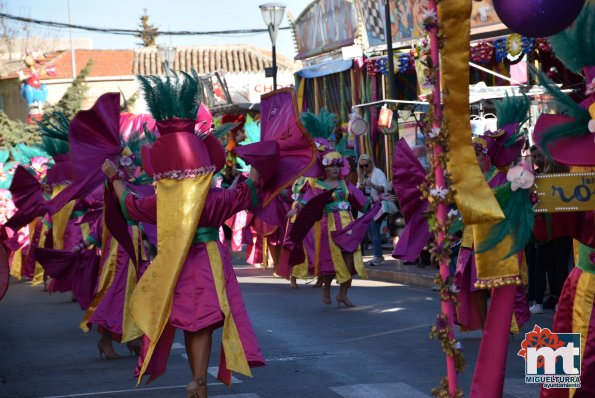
[104, 73, 281, 397]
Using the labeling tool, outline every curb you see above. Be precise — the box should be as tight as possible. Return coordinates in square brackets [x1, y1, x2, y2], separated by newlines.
[365, 266, 436, 288]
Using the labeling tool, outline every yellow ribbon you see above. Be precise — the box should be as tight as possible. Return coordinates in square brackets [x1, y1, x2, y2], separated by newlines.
[31, 220, 48, 286]
[473, 224, 520, 287]
[438, 0, 504, 225]
[80, 221, 119, 332]
[206, 241, 251, 381]
[132, 174, 212, 383]
[121, 225, 143, 343]
[51, 184, 76, 250]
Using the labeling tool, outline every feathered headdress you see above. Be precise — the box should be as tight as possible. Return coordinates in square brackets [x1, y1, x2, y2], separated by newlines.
[532, 3, 595, 167]
[475, 95, 533, 257]
[37, 112, 70, 158]
[300, 108, 337, 139]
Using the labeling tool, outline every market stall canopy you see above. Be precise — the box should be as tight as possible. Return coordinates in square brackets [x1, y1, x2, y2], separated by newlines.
[296, 59, 353, 79]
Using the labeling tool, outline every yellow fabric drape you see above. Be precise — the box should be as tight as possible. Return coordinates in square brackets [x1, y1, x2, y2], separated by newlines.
[9, 247, 23, 279]
[121, 225, 142, 342]
[80, 223, 118, 332]
[51, 184, 76, 250]
[31, 221, 49, 286]
[297, 77, 306, 111]
[206, 241, 251, 381]
[132, 174, 212, 383]
[438, 0, 504, 225]
[328, 211, 367, 284]
[472, 225, 521, 288]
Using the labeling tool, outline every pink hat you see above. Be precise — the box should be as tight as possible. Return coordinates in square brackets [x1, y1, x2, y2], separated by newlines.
[483, 122, 524, 167]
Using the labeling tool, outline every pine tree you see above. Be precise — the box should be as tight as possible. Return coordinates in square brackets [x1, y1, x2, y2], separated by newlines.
[136, 9, 159, 47]
[0, 111, 40, 147]
[43, 59, 94, 120]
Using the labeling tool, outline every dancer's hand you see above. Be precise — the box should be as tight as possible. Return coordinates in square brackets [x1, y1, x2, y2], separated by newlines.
[380, 193, 397, 202]
[249, 166, 260, 183]
[102, 159, 117, 178]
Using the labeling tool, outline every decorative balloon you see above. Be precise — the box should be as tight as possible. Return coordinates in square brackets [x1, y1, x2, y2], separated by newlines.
[493, 0, 585, 38]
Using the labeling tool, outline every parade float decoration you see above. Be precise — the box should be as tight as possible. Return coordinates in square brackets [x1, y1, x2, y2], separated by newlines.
[18, 52, 56, 124]
[492, 0, 585, 38]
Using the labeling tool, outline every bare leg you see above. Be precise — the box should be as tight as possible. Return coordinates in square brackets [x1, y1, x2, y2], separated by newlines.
[184, 326, 214, 398]
[97, 329, 121, 359]
[268, 243, 282, 273]
[337, 252, 355, 307]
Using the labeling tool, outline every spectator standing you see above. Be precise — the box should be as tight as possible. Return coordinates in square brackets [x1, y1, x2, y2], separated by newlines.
[357, 154, 387, 266]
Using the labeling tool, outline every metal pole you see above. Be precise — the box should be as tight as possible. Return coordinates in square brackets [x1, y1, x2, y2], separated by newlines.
[67, 0, 76, 81]
[384, 0, 397, 100]
[272, 43, 277, 90]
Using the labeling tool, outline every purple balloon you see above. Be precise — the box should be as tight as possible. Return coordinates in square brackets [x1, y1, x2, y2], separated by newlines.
[493, 0, 585, 38]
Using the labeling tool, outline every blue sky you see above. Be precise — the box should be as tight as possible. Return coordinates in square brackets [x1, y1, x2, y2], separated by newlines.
[6, 0, 314, 59]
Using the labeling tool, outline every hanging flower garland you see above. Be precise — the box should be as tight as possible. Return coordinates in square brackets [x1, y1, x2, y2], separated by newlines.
[417, 2, 465, 396]
[470, 41, 494, 64]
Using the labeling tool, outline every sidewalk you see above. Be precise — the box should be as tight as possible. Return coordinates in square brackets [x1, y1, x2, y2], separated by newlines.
[362, 252, 437, 288]
[230, 247, 438, 289]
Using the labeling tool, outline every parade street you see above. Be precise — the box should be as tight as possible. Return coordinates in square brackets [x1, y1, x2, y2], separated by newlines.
[1, 262, 546, 398]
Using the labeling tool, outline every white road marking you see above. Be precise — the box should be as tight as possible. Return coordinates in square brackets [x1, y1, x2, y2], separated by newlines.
[339, 323, 431, 343]
[171, 342, 185, 349]
[331, 383, 431, 398]
[208, 366, 242, 383]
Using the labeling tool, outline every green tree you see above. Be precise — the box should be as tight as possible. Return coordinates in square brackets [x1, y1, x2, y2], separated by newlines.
[0, 111, 39, 147]
[43, 59, 94, 120]
[136, 9, 159, 47]
[0, 60, 94, 150]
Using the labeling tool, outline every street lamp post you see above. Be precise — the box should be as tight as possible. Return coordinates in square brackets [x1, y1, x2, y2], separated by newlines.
[259, 3, 286, 91]
[157, 46, 177, 77]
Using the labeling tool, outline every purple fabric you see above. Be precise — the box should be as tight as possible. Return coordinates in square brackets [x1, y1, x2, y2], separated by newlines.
[46, 93, 122, 215]
[513, 284, 530, 330]
[87, 237, 146, 336]
[391, 139, 432, 261]
[5, 165, 46, 232]
[454, 247, 484, 331]
[235, 141, 280, 186]
[104, 183, 137, 266]
[22, 219, 43, 279]
[0, 245, 8, 300]
[533, 113, 595, 167]
[258, 88, 318, 202]
[484, 122, 524, 167]
[46, 155, 73, 186]
[332, 201, 381, 252]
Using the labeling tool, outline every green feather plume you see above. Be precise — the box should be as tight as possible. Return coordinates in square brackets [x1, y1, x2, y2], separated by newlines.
[10, 143, 49, 165]
[532, 67, 591, 160]
[550, 2, 595, 74]
[300, 108, 337, 139]
[137, 70, 203, 121]
[493, 94, 530, 146]
[475, 182, 534, 258]
[211, 122, 239, 139]
[0, 149, 8, 164]
[243, 114, 260, 144]
[37, 112, 70, 157]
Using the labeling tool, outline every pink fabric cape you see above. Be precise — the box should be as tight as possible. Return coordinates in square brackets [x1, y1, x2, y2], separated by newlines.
[257, 88, 318, 207]
[391, 139, 431, 262]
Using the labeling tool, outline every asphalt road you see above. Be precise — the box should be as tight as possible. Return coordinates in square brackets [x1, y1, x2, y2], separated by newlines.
[0, 263, 550, 398]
